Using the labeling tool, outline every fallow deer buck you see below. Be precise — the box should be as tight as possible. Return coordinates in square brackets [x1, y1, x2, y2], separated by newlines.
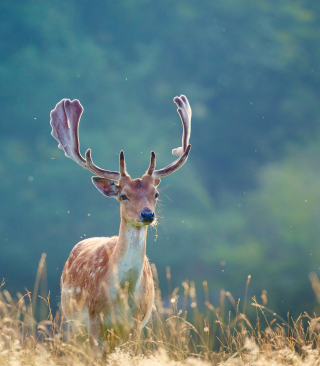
[50, 95, 191, 351]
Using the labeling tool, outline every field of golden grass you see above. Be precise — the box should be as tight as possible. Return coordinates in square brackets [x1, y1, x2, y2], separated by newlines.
[1, 257, 320, 365]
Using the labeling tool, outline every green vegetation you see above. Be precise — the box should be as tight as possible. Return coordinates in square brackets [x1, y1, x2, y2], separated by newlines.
[1, 0, 320, 322]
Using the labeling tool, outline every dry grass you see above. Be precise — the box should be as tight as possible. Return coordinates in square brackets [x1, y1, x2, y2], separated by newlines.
[1, 259, 320, 365]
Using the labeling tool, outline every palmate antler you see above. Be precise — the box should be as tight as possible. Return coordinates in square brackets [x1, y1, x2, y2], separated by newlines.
[153, 95, 192, 178]
[50, 99, 121, 180]
[50, 96, 192, 180]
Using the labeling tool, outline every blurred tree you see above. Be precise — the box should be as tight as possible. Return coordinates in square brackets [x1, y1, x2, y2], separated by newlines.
[1, 0, 320, 318]
[202, 136, 320, 317]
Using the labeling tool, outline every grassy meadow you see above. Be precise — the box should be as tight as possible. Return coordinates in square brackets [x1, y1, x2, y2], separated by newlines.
[1, 257, 320, 365]
[2, 2, 320, 365]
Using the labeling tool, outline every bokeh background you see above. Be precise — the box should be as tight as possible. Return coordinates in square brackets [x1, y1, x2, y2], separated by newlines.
[1, 0, 320, 319]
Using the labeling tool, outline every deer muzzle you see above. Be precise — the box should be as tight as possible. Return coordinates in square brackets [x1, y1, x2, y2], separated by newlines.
[140, 208, 155, 223]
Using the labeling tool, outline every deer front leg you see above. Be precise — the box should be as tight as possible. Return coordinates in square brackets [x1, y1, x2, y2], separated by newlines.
[88, 313, 100, 358]
[132, 320, 142, 340]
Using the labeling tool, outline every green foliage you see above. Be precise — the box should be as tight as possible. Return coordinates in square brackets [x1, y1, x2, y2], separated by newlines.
[1, 0, 320, 319]
[201, 138, 320, 317]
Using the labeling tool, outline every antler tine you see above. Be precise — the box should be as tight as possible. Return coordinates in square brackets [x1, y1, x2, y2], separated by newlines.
[50, 99, 120, 181]
[119, 150, 128, 177]
[153, 95, 192, 179]
[146, 151, 156, 176]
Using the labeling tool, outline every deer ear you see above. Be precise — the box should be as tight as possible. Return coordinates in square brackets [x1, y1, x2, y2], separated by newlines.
[91, 177, 119, 198]
[154, 178, 161, 187]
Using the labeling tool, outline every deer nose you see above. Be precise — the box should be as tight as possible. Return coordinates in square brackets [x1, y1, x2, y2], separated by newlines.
[140, 208, 155, 223]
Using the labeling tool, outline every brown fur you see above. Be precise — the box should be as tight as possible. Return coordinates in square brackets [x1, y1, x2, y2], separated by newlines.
[60, 173, 158, 352]
[61, 236, 153, 322]
[50, 95, 192, 357]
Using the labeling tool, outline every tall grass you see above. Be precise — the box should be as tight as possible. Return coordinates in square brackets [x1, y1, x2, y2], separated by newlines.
[1, 256, 320, 365]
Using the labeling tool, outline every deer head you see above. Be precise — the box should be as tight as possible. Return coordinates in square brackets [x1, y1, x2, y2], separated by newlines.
[50, 96, 191, 226]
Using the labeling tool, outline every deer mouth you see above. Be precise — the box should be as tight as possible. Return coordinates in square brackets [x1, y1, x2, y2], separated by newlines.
[141, 217, 155, 224]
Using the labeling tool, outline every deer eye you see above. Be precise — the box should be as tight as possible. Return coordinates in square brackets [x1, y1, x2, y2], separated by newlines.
[120, 194, 129, 201]
[154, 192, 159, 199]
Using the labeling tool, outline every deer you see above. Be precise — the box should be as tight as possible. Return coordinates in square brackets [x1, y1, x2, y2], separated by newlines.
[50, 95, 192, 353]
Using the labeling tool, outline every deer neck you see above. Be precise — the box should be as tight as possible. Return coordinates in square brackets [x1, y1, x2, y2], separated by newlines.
[117, 219, 148, 256]
[112, 219, 148, 290]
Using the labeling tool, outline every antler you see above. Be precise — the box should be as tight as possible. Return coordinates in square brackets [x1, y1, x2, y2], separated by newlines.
[153, 95, 192, 178]
[50, 99, 120, 181]
[51, 96, 191, 181]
